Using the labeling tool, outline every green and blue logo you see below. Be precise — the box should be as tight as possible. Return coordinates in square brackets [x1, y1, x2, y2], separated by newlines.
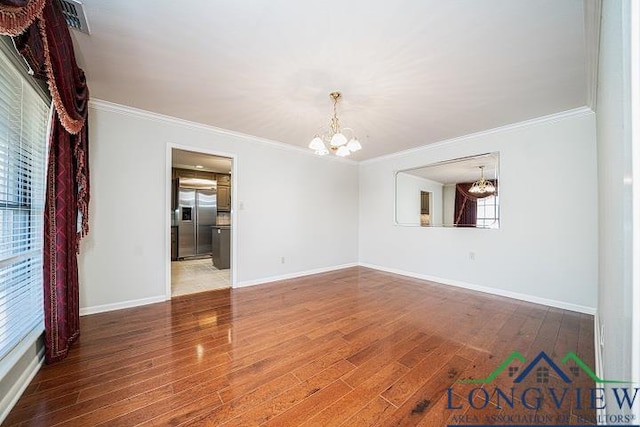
[446, 351, 639, 426]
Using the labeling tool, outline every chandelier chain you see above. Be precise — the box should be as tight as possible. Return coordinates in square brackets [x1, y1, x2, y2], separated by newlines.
[308, 91, 362, 157]
[330, 92, 340, 134]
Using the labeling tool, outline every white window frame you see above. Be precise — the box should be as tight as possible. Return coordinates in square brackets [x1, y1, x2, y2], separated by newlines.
[476, 194, 499, 229]
[0, 36, 51, 376]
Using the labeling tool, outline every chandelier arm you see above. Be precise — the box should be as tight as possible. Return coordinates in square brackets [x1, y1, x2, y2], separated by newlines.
[309, 91, 360, 157]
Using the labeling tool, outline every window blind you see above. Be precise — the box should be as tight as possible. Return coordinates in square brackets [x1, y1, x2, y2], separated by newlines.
[0, 42, 50, 363]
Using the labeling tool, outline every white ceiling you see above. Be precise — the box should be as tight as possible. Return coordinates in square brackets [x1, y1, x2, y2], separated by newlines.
[71, 0, 590, 161]
[404, 153, 498, 184]
[172, 149, 232, 174]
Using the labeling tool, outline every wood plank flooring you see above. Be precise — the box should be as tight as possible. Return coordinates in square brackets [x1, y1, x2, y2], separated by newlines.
[5, 267, 595, 426]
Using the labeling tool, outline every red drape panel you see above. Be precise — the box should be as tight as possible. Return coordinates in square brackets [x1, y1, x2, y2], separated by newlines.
[1, 0, 89, 363]
[43, 113, 81, 361]
[454, 181, 497, 227]
[454, 187, 477, 227]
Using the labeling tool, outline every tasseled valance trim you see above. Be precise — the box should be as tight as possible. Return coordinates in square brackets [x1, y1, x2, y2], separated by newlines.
[0, 0, 45, 35]
[1, 0, 89, 242]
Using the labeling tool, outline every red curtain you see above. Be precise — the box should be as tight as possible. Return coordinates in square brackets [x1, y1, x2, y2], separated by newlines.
[454, 185, 477, 227]
[454, 181, 497, 227]
[0, 0, 89, 363]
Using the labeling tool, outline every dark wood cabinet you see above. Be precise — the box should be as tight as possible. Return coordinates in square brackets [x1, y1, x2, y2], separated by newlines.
[215, 174, 231, 211]
[216, 174, 231, 185]
[217, 185, 231, 211]
[172, 168, 215, 180]
[172, 168, 231, 211]
[171, 226, 178, 261]
[171, 178, 179, 210]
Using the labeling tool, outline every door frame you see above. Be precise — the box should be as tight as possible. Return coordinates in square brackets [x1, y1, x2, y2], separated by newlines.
[165, 143, 238, 300]
[631, 0, 640, 415]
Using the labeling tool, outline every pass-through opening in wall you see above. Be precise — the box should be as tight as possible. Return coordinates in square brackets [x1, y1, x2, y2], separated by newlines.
[168, 147, 235, 298]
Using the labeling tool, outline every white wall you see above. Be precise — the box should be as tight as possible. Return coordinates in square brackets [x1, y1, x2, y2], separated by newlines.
[0, 331, 42, 424]
[359, 110, 598, 313]
[78, 101, 359, 312]
[443, 184, 456, 227]
[395, 174, 443, 226]
[79, 99, 599, 315]
[596, 0, 635, 411]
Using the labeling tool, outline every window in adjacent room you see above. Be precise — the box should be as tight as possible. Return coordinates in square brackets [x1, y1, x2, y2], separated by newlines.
[0, 38, 50, 363]
[476, 194, 499, 229]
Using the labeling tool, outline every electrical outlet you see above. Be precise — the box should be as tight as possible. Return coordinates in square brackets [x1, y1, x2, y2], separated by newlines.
[469, 251, 476, 260]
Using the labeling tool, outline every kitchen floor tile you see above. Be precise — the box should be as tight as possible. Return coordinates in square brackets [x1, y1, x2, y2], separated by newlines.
[171, 258, 230, 297]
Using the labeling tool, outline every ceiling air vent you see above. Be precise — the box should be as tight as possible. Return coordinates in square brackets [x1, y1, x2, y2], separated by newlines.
[59, 0, 90, 35]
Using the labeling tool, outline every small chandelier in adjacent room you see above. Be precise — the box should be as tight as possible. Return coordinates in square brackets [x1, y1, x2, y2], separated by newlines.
[308, 92, 362, 157]
[469, 166, 496, 194]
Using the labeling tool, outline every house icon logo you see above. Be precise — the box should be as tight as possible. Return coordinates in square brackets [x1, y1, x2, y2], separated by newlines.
[458, 350, 625, 385]
[513, 351, 571, 383]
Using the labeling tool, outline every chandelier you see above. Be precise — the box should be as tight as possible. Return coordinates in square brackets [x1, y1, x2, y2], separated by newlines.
[469, 166, 496, 194]
[308, 92, 362, 157]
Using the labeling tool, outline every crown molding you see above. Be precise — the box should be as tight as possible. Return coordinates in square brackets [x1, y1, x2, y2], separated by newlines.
[90, 99, 593, 167]
[360, 106, 594, 165]
[88, 99, 357, 164]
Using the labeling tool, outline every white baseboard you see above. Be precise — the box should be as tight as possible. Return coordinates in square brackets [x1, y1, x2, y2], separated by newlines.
[0, 337, 44, 425]
[236, 263, 359, 288]
[359, 263, 597, 315]
[80, 262, 595, 317]
[80, 264, 359, 315]
[80, 295, 167, 316]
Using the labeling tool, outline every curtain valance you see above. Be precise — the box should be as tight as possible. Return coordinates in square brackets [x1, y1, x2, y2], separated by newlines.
[1, 0, 89, 238]
[0, 0, 45, 35]
[1, 0, 89, 363]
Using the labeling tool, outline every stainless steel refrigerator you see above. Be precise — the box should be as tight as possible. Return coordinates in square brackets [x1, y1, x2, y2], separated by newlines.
[177, 183, 217, 258]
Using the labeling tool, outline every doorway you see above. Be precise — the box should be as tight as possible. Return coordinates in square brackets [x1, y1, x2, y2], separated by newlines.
[168, 147, 234, 297]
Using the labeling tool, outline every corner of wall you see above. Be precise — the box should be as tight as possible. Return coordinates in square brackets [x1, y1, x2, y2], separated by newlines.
[360, 263, 596, 315]
[79, 295, 167, 316]
[236, 263, 358, 288]
[593, 311, 607, 421]
[0, 332, 44, 424]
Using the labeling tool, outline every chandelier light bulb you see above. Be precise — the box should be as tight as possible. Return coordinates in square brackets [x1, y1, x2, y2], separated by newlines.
[330, 132, 347, 147]
[316, 146, 329, 156]
[347, 138, 362, 152]
[336, 146, 351, 157]
[309, 136, 324, 150]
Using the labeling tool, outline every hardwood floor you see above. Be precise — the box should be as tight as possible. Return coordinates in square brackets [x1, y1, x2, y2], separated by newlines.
[5, 267, 595, 426]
